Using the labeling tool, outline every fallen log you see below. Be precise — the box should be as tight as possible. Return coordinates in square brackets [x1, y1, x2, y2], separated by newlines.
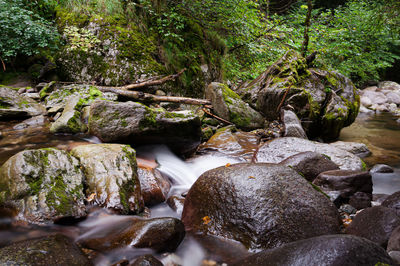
[98, 87, 211, 106]
[120, 68, 186, 90]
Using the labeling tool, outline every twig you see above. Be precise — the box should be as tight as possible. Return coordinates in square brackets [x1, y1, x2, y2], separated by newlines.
[202, 108, 233, 125]
[276, 85, 292, 113]
[121, 68, 186, 90]
[0, 57, 6, 71]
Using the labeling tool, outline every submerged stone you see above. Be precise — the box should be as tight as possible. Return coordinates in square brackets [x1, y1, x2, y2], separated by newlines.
[0, 148, 86, 224]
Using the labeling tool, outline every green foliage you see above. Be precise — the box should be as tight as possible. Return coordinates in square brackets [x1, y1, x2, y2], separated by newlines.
[57, 0, 124, 16]
[281, 0, 400, 85]
[0, 0, 60, 63]
[64, 26, 101, 52]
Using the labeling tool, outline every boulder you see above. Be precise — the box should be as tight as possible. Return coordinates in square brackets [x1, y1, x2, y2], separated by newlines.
[205, 82, 265, 130]
[138, 167, 171, 206]
[371, 164, 395, 174]
[329, 141, 371, 158]
[279, 151, 339, 181]
[237, 50, 359, 141]
[379, 81, 400, 91]
[231, 235, 393, 266]
[0, 234, 91, 265]
[89, 100, 202, 155]
[70, 144, 144, 214]
[78, 217, 185, 252]
[280, 109, 307, 139]
[0, 87, 46, 120]
[256, 137, 365, 171]
[313, 170, 372, 209]
[388, 225, 400, 252]
[182, 163, 341, 250]
[345, 206, 400, 248]
[167, 195, 185, 216]
[132, 255, 163, 266]
[0, 148, 86, 224]
[50, 95, 86, 134]
[382, 191, 400, 215]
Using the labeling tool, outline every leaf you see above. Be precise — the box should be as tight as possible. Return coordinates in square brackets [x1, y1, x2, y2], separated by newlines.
[202, 216, 211, 225]
[248, 176, 256, 179]
[225, 163, 231, 167]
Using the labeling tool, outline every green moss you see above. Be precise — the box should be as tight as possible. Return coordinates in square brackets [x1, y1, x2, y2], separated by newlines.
[139, 109, 158, 130]
[310, 182, 330, 199]
[164, 112, 187, 119]
[361, 160, 367, 171]
[66, 110, 83, 133]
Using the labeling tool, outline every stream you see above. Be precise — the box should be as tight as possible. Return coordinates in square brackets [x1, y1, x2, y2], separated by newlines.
[1, 112, 400, 265]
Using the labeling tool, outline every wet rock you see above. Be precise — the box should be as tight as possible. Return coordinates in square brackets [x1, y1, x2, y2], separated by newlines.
[231, 235, 394, 266]
[50, 95, 86, 134]
[70, 144, 144, 214]
[371, 164, 395, 174]
[182, 163, 341, 250]
[78, 217, 185, 252]
[382, 191, 400, 215]
[0, 148, 86, 224]
[132, 255, 163, 266]
[0, 87, 46, 120]
[256, 137, 365, 170]
[238, 50, 359, 141]
[0, 234, 91, 265]
[138, 167, 170, 206]
[388, 225, 400, 253]
[89, 100, 201, 155]
[379, 81, 400, 91]
[281, 109, 307, 139]
[205, 82, 265, 130]
[313, 170, 372, 209]
[167, 195, 185, 216]
[345, 206, 400, 247]
[198, 126, 259, 161]
[279, 151, 339, 182]
[329, 140, 371, 158]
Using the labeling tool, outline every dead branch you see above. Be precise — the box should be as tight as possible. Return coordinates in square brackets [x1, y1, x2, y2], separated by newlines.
[0, 57, 5, 71]
[276, 85, 292, 113]
[120, 68, 186, 90]
[98, 87, 211, 106]
[202, 108, 233, 125]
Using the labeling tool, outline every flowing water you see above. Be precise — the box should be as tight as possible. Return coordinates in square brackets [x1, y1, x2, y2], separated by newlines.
[1, 113, 400, 264]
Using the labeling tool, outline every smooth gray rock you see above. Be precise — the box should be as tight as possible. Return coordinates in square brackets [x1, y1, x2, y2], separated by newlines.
[281, 109, 307, 139]
[256, 137, 365, 171]
[371, 164, 394, 174]
[231, 235, 393, 266]
[182, 163, 341, 250]
[70, 144, 144, 214]
[330, 140, 371, 158]
[89, 100, 202, 155]
[0, 148, 86, 224]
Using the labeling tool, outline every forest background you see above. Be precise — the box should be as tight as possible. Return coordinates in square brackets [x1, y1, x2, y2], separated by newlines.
[0, 0, 399, 93]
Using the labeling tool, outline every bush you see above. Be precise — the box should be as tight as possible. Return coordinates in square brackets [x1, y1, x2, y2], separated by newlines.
[0, 0, 60, 65]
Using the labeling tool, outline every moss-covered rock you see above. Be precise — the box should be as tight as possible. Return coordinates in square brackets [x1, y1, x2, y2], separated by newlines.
[88, 100, 201, 155]
[70, 144, 144, 214]
[0, 87, 46, 120]
[238, 50, 360, 141]
[0, 148, 86, 224]
[205, 82, 265, 130]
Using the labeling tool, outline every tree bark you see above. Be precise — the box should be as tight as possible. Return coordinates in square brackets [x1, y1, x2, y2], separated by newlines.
[120, 68, 186, 90]
[301, 0, 313, 57]
[98, 87, 211, 105]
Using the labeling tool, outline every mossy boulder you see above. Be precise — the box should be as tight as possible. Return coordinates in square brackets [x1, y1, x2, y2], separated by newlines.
[50, 95, 86, 134]
[238, 50, 360, 141]
[0, 87, 46, 120]
[88, 100, 201, 155]
[205, 82, 265, 130]
[70, 144, 144, 214]
[0, 148, 86, 224]
[55, 10, 164, 86]
[182, 163, 341, 250]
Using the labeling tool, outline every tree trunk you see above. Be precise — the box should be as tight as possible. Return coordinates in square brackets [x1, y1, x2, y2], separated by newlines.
[301, 0, 313, 57]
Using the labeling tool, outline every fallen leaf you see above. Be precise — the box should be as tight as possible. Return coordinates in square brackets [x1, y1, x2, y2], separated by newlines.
[225, 163, 231, 167]
[248, 176, 256, 179]
[202, 216, 211, 225]
[86, 192, 96, 202]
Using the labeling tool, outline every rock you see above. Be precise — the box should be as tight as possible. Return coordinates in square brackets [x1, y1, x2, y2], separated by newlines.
[389, 251, 400, 265]
[167, 195, 185, 216]
[238, 50, 359, 141]
[329, 140, 371, 158]
[231, 235, 394, 266]
[138, 167, 171, 206]
[0, 234, 91, 265]
[349, 191, 373, 210]
[88, 100, 202, 155]
[362, 90, 388, 105]
[313, 170, 372, 198]
[198, 126, 259, 161]
[70, 144, 144, 214]
[382, 191, 400, 215]
[0, 87, 46, 120]
[132, 255, 163, 266]
[379, 81, 400, 91]
[388, 225, 400, 253]
[78, 217, 185, 252]
[50, 95, 86, 134]
[0, 148, 86, 224]
[360, 95, 372, 107]
[256, 137, 365, 171]
[205, 82, 265, 130]
[281, 109, 307, 138]
[371, 164, 394, 174]
[182, 163, 341, 250]
[386, 92, 400, 105]
[359, 105, 375, 114]
[279, 151, 339, 182]
[345, 206, 400, 247]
